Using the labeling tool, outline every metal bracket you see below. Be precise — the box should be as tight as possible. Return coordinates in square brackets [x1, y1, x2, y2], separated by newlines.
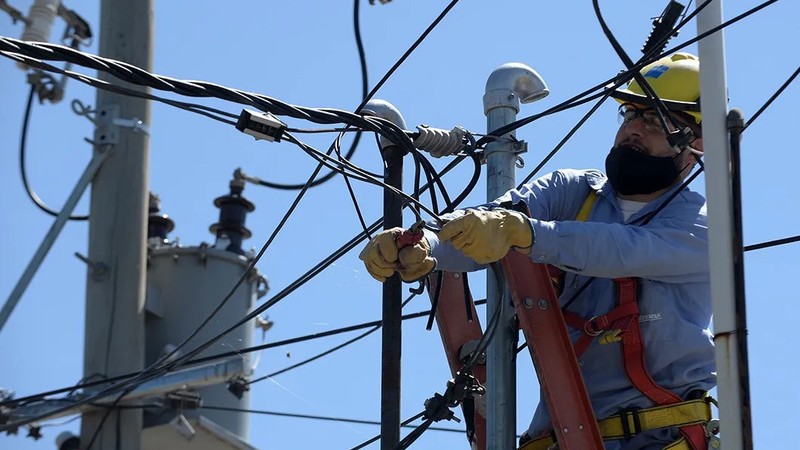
[93, 104, 150, 146]
[74, 252, 109, 280]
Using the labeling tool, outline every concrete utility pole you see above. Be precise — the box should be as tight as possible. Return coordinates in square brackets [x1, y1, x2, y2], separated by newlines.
[80, 0, 153, 448]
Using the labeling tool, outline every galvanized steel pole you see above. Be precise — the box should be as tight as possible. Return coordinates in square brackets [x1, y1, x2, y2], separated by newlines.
[483, 63, 548, 450]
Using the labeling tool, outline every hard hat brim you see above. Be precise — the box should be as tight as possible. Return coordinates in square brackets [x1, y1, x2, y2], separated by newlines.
[611, 88, 701, 113]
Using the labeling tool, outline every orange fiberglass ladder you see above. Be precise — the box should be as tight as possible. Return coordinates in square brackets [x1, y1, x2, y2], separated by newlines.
[428, 250, 604, 450]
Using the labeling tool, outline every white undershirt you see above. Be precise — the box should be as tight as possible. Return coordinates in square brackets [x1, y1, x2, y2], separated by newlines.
[617, 197, 648, 221]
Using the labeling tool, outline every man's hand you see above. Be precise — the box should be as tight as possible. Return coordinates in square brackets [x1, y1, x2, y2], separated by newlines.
[438, 209, 532, 264]
[359, 227, 435, 282]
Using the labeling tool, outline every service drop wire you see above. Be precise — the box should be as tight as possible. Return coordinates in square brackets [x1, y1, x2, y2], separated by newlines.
[745, 64, 800, 130]
[12, 55, 241, 125]
[330, 128, 376, 239]
[2, 298, 489, 411]
[247, 0, 463, 190]
[253, 0, 369, 190]
[0, 39, 412, 153]
[200, 405, 466, 434]
[0, 145, 478, 426]
[2, 127, 346, 434]
[131, 136, 463, 386]
[247, 292, 418, 384]
[284, 132, 439, 224]
[593, 0, 698, 135]
[517, 0, 717, 187]
[81, 130, 355, 419]
[391, 264, 507, 450]
[479, 0, 777, 146]
[19, 84, 89, 220]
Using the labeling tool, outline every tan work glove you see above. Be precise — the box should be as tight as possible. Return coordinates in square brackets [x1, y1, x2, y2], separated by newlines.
[437, 209, 532, 264]
[359, 227, 435, 282]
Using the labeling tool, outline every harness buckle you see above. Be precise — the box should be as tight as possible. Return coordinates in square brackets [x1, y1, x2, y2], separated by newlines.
[583, 316, 603, 336]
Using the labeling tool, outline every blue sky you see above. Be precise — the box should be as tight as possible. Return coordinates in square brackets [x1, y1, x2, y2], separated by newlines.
[1, 1, 798, 449]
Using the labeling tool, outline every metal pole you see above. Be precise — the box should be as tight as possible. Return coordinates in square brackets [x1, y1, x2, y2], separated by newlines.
[0, 147, 110, 333]
[696, 2, 750, 449]
[362, 100, 408, 449]
[80, 0, 152, 448]
[727, 108, 752, 449]
[483, 63, 548, 450]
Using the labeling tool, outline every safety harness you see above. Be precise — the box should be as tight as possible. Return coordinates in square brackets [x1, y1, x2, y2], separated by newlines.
[520, 191, 713, 450]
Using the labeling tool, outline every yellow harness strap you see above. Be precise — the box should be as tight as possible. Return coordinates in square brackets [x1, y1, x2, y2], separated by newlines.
[519, 399, 712, 450]
[521, 190, 713, 450]
[576, 190, 599, 222]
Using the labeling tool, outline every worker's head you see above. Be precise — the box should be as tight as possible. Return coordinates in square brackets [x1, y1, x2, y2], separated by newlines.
[606, 52, 703, 200]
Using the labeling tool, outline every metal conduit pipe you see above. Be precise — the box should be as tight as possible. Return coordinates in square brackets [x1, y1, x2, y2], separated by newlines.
[483, 63, 548, 450]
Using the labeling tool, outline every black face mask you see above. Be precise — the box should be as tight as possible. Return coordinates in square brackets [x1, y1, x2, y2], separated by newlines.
[605, 144, 679, 196]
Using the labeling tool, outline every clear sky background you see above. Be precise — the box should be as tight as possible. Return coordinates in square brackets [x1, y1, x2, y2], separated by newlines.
[1, 1, 798, 449]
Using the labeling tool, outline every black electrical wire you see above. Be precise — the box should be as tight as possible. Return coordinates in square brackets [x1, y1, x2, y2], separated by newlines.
[350, 412, 426, 450]
[284, 132, 438, 221]
[745, 65, 799, 130]
[519, 89, 614, 186]
[19, 84, 88, 220]
[477, 0, 781, 147]
[333, 130, 375, 238]
[154, 154, 478, 380]
[744, 235, 800, 252]
[22, 129, 349, 436]
[251, 0, 465, 193]
[200, 405, 466, 434]
[247, 292, 420, 383]
[263, 325, 381, 380]
[245, 0, 369, 190]
[1, 138, 482, 428]
[0, 300, 486, 410]
[0, 40, 415, 155]
[6, 2, 772, 428]
[392, 265, 507, 449]
[516, 0, 706, 186]
[592, 0, 697, 139]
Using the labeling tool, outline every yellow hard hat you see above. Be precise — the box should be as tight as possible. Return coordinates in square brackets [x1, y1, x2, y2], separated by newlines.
[611, 52, 701, 124]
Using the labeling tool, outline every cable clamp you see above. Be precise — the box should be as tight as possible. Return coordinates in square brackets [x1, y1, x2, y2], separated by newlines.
[422, 371, 485, 423]
[237, 109, 286, 142]
[227, 375, 250, 400]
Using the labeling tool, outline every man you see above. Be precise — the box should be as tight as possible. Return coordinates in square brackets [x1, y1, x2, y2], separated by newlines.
[360, 52, 716, 450]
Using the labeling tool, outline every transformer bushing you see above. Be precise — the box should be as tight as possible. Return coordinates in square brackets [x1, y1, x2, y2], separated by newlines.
[147, 192, 175, 245]
[209, 177, 255, 255]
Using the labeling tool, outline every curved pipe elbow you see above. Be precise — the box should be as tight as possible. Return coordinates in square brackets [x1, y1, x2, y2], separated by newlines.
[484, 63, 549, 115]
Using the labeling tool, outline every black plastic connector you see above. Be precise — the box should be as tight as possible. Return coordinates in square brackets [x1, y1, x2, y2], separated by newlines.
[641, 1, 686, 56]
[236, 109, 286, 142]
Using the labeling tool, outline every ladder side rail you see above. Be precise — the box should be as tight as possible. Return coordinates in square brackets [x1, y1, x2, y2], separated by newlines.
[501, 252, 604, 450]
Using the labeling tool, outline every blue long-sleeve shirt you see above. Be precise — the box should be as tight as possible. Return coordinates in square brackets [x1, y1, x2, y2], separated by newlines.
[424, 169, 716, 448]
